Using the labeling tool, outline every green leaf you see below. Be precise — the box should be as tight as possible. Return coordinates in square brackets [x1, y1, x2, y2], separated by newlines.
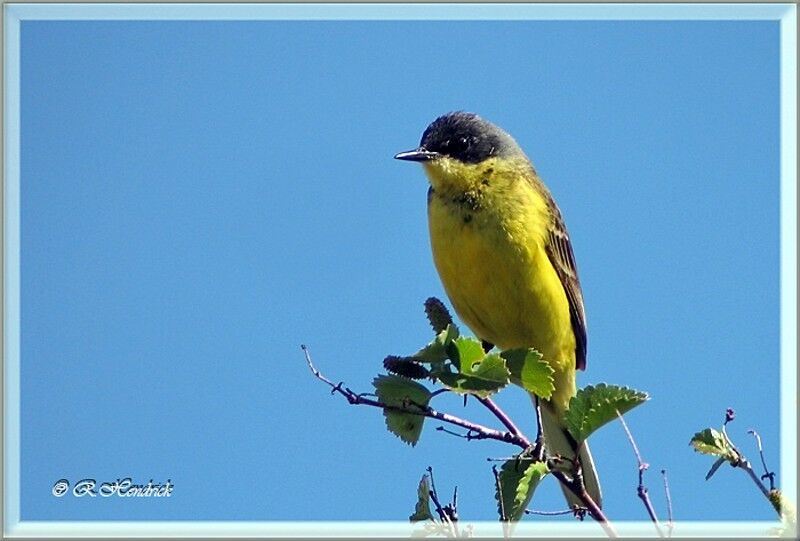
[410, 324, 459, 363]
[690, 428, 738, 463]
[373, 375, 432, 446]
[424, 297, 453, 334]
[565, 383, 649, 443]
[495, 458, 549, 522]
[409, 475, 435, 522]
[436, 338, 510, 398]
[502, 348, 555, 399]
[469, 353, 511, 383]
[446, 336, 485, 370]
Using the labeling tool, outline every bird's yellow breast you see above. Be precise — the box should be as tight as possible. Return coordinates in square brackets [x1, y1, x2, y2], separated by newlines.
[424, 157, 576, 409]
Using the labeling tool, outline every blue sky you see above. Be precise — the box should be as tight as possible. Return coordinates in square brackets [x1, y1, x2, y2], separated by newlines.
[18, 17, 782, 525]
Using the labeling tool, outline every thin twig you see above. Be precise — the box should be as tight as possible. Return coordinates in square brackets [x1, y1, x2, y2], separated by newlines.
[427, 467, 445, 521]
[528, 395, 547, 461]
[304, 345, 621, 536]
[715, 410, 777, 514]
[475, 387, 615, 536]
[661, 470, 674, 537]
[533, 395, 544, 441]
[720, 408, 742, 462]
[475, 394, 551, 463]
[476, 394, 543, 460]
[617, 409, 644, 465]
[719, 410, 771, 499]
[427, 466, 457, 538]
[525, 507, 588, 518]
[740, 459, 772, 499]
[748, 429, 776, 491]
[617, 410, 664, 537]
[549, 469, 618, 538]
[436, 426, 479, 440]
[302, 345, 529, 449]
[477, 396, 526, 438]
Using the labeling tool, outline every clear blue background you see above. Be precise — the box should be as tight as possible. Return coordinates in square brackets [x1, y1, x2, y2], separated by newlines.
[20, 19, 780, 522]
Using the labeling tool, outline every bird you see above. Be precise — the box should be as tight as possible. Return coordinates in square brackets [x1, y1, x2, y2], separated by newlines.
[394, 111, 601, 510]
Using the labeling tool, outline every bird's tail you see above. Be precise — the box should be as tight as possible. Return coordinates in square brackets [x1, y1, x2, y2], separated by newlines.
[538, 397, 603, 510]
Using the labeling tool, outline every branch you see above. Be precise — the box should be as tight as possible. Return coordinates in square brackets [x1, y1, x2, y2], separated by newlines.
[302, 345, 529, 449]
[477, 396, 526, 439]
[617, 410, 665, 537]
[716, 409, 786, 520]
[304, 343, 622, 537]
[427, 466, 458, 538]
[549, 467, 618, 538]
[720, 410, 771, 500]
[739, 458, 772, 499]
[475, 391, 615, 536]
[476, 395, 544, 460]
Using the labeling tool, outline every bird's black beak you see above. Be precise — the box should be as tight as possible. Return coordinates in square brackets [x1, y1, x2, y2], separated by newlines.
[394, 148, 441, 162]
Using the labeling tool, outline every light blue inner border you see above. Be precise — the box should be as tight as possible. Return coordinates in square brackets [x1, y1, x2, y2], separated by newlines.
[3, 2, 795, 21]
[3, 3, 22, 535]
[779, 6, 798, 511]
[3, 3, 797, 537]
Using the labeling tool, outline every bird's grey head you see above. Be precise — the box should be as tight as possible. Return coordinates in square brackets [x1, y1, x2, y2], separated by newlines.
[413, 112, 522, 164]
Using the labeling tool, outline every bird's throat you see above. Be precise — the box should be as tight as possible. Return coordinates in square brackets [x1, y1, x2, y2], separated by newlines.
[422, 157, 496, 196]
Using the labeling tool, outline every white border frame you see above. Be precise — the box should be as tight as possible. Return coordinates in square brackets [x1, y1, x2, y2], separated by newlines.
[3, 3, 796, 538]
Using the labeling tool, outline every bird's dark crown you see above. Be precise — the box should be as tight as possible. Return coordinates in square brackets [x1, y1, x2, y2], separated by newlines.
[419, 112, 521, 164]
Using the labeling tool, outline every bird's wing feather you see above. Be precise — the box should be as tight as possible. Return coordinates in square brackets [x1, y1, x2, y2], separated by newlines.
[543, 196, 588, 371]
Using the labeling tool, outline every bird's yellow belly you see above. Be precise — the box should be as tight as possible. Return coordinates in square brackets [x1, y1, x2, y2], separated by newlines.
[428, 193, 576, 406]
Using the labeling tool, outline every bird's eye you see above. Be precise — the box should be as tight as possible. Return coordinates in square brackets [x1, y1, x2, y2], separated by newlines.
[432, 136, 473, 157]
[449, 136, 470, 155]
